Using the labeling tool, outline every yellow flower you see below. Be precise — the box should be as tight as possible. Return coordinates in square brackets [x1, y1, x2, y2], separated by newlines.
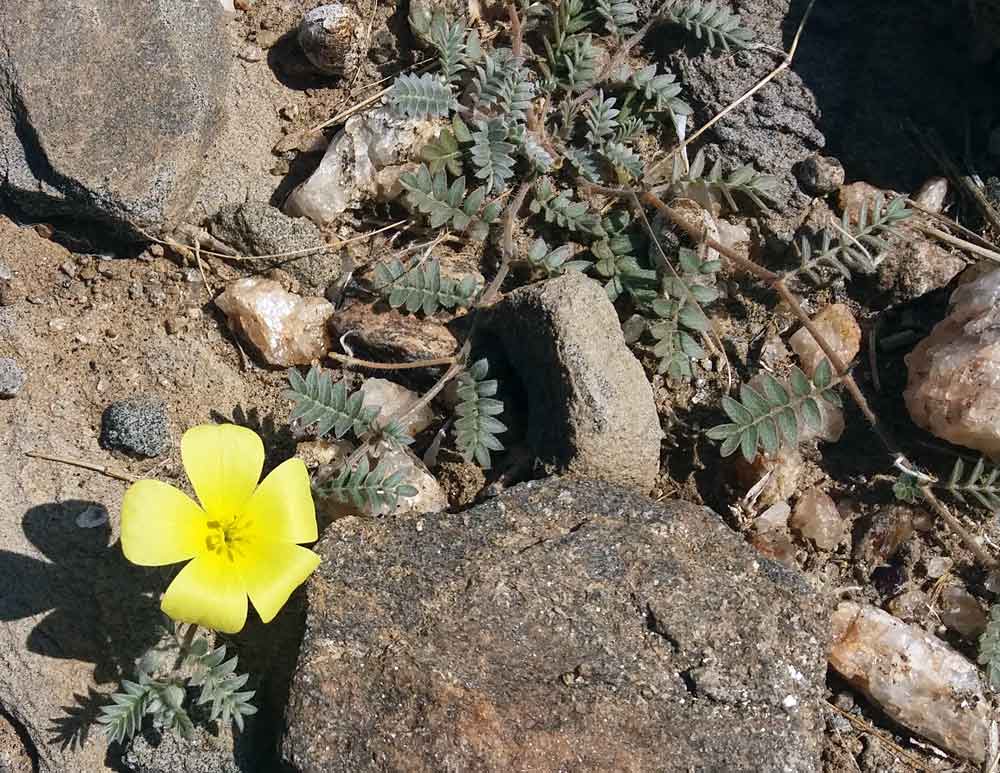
[120, 424, 320, 634]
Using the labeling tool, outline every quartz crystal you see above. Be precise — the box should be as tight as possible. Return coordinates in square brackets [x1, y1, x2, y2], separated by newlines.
[215, 278, 333, 367]
[789, 488, 845, 551]
[830, 602, 989, 763]
[359, 378, 435, 436]
[905, 268, 1000, 457]
[789, 303, 860, 377]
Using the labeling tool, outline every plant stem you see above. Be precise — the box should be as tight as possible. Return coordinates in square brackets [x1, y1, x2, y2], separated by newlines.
[24, 451, 139, 484]
[640, 189, 997, 569]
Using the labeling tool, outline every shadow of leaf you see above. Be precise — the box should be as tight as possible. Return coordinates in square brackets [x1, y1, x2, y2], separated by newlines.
[47, 688, 105, 751]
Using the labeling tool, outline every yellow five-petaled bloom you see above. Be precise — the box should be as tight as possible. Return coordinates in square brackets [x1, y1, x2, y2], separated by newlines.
[121, 424, 321, 634]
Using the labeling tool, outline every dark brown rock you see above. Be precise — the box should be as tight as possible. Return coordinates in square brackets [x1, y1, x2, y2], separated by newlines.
[0, 0, 231, 240]
[283, 479, 829, 773]
[330, 303, 461, 364]
[484, 273, 661, 492]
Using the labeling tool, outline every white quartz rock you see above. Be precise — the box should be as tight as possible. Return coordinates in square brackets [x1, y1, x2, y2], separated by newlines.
[215, 278, 334, 367]
[360, 378, 435, 436]
[284, 108, 441, 226]
[829, 601, 990, 763]
[905, 268, 1000, 458]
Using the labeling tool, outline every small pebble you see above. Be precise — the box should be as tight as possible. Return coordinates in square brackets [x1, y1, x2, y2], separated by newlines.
[790, 488, 845, 551]
[887, 589, 929, 623]
[149, 243, 165, 258]
[925, 556, 953, 579]
[913, 177, 949, 214]
[939, 586, 987, 640]
[0, 357, 27, 397]
[0, 262, 12, 281]
[100, 396, 170, 458]
[297, 4, 363, 74]
[795, 154, 845, 196]
[789, 303, 860, 377]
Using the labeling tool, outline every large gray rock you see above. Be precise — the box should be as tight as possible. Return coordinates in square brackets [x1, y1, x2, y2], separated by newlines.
[0, 0, 231, 239]
[283, 478, 829, 773]
[485, 272, 661, 491]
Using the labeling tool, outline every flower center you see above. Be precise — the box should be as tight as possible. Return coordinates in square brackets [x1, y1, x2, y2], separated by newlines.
[205, 516, 253, 561]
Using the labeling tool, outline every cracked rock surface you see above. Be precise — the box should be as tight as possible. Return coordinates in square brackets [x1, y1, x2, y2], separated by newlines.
[284, 478, 829, 773]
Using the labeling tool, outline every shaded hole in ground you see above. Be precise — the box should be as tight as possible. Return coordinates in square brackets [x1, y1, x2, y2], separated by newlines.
[783, 0, 1000, 193]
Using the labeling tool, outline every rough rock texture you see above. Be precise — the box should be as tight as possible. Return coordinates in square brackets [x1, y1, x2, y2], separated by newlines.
[100, 397, 170, 458]
[830, 601, 990, 763]
[0, 711, 33, 772]
[121, 723, 250, 773]
[284, 479, 829, 773]
[905, 268, 1000, 458]
[485, 273, 661, 491]
[208, 202, 339, 296]
[0, 0, 231, 238]
[284, 108, 441, 226]
[215, 277, 334, 367]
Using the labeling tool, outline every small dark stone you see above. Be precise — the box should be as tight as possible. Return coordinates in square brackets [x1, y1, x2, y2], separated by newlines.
[794, 155, 846, 196]
[872, 564, 908, 598]
[101, 397, 169, 457]
[0, 357, 26, 397]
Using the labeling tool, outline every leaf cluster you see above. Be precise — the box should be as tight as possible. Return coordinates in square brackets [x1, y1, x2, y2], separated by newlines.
[389, 72, 457, 119]
[455, 359, 507, 469]
[529, 179, 605, 236]
[942, 457, 1000, 513]
[400, 164, 502, 240]
[185, 638, 257, 732]
[315, 456, 419, 510]
[706, 360, 843, 462]
[286, 366, 378, 440]
[527, 238, 590, 276]
[99, 634, 257, 746]
[671, 148, 779, 211]
[643, 246, 720, 378]
[790, 194, 912, 284]
[979, 604, 1000, 690]
[374, 258, 480, 315]
[664, 0, 755, 51]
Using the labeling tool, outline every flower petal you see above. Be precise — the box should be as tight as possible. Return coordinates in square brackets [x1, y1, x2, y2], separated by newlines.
[161, 552, 248, 634]
[121, 480, 207, 566]
[181, 424, 264, 517]
[237, 542, 320, 624]
[243, 458, 318, 545]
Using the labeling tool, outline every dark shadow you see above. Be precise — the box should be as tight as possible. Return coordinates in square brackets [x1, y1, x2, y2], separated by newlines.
[209, 405, 297, 477]
[783, 0, 1000, 193]
[266, 32, 337, 91]
[0, 501, 170, 754]
[47, 687, 105, 752]
[0, 500, 167, 682]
